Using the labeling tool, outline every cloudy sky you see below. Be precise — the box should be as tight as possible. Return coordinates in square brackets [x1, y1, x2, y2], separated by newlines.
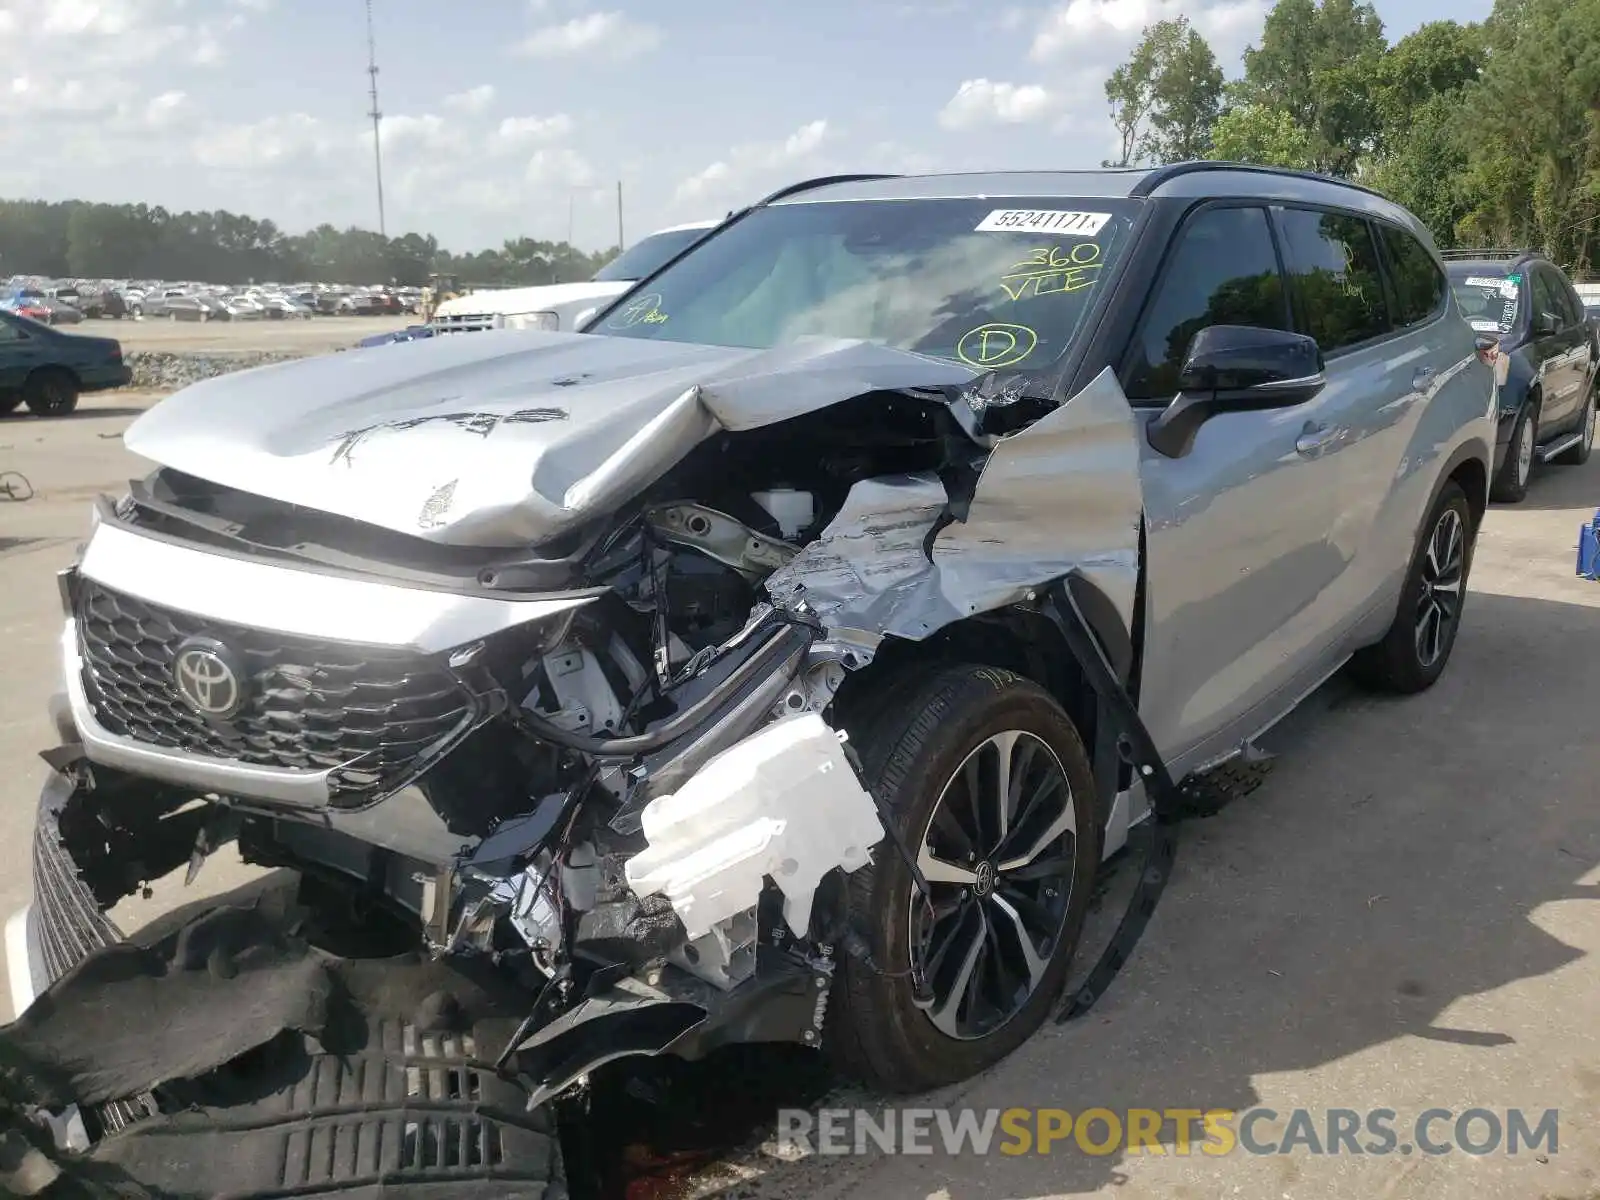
[0, 0, 1491, 254]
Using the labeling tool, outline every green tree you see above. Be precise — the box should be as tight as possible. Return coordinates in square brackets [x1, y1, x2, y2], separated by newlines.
[1240, 0, 1388, 176]
[1361, 94, 1473, 247]
[1144, 20, 1226, 162]
[1457, 0, 1600, 268]
[1371, 21, 1485, 137]
[1104, 17, 1226, 166]
[1207, 103, 1317, 169]
[1104, 33, 1165, 167]
[0, 198, 615, 287]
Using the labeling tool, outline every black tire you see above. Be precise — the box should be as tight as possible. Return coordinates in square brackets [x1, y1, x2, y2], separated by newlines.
[23, 369, 79, 416]
[828, 664, 1103, 1093]
[1349, 480, 1474, 694]
[1490, 398, 1537, 502]
[1552, 387, 1595, 466]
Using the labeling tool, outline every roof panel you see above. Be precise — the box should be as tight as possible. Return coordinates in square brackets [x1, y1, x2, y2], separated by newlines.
[768, 170, 1155, 205]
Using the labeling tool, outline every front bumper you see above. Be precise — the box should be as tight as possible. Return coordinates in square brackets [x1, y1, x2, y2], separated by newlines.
[81, 364, 133, 393]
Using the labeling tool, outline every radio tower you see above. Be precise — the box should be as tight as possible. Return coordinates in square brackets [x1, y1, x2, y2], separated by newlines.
[364, 0, 387, 238]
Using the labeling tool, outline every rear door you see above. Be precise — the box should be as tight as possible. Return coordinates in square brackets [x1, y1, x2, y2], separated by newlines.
[1530, 266, 1586, 429]
[1548, 268, 1595, 428]
[1271, 207, 1434, 636]
[1123, 203, 1344, 769]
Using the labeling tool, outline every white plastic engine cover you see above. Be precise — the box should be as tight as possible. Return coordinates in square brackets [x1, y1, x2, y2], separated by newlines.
[623, 713, 886, 940]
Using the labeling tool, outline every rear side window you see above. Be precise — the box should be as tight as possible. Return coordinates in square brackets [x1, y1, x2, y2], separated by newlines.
[1123, 205, 1288, 402]
[1531, 268, 1565, 327]
[1377, 224, 1445, 327]
[1277, 208, 1389, 352]
[1547, 268, 1584, 327]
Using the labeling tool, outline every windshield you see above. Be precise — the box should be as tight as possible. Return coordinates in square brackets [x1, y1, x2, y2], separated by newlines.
[593, 198, 1139, 369]
[593, 226, 713, 282]
[1449, 267, 1522, 335]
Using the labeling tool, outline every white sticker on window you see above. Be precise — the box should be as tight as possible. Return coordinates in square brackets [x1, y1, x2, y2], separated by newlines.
[1468, 319, 1502, 332]
[1464, 275, 1509, 290]
[975, 209, 1111, 236]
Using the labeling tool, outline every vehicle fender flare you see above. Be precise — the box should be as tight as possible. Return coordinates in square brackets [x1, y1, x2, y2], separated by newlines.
[1499, 356, 1538, 420]
[1419, 433, 1492, 544]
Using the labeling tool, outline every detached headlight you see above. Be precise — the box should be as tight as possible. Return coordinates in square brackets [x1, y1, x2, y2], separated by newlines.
[504, 311, 560, 331]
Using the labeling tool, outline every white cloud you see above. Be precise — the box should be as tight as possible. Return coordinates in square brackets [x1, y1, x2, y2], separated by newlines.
[7, 76, 111, 117]
[1030, 0, 1269, 65]
[516, 11, 662, 61]
[444, 84, 496, 114]
[41, 0, 139, 37]
[378, 113, 453, 151]
[193, 113, 341, 170]
[525, 147, 595, 188]
[939, 79, 1057, 130]
[495, 113, 575, 149]
[1007, 0, 1269, 153]
[675, 119, 830, 205]
[144, 90, 187, 127]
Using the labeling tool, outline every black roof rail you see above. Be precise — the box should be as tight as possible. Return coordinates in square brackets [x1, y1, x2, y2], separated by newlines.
[753, 174, 903, 207]
[1129, 160, 1391, 201]
[1438, 247, 1536, 262]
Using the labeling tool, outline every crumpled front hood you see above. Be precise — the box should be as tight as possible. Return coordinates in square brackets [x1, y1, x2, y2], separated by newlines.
[123, 331, 978, 547]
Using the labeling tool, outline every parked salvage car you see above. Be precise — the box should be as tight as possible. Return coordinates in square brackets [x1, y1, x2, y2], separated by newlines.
[145, 294, 220, 322]
[3, 165, 1493, 1193]
[1445, 250, 1597, 500]
[355, 322, 435, 347]
[36, 297, 85, 326]
[260, 295, 314, 319]
[77, 288, 130, 319]
[4, 293, 84, 326]
[433, 219, 719, 334]
[0, 310, 130, 416]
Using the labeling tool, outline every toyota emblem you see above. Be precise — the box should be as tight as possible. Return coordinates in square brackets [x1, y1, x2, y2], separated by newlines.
[172, 638, 248, 719]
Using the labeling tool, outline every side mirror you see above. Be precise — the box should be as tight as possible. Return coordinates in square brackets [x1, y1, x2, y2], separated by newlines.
[572, 306, 599, 331]
[1148, 325, 1326, 459]
[1533, 310, 1561, 336]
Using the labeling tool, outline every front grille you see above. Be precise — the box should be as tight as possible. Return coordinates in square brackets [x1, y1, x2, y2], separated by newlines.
[434, 313, 500, 334]
[76, 579, 476, 795]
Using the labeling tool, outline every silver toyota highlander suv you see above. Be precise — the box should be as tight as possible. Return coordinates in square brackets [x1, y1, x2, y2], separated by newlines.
[5, 165, 1493, 1193]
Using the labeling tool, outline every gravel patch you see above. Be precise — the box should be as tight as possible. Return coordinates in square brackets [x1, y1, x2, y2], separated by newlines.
[126, 350, 311, 390]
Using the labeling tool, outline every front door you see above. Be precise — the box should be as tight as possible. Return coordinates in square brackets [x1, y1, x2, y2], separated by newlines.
[1120, 203, 1343, 771]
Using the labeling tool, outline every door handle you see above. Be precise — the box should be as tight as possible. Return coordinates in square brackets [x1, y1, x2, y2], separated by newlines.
[1296, 424, 1340, 457]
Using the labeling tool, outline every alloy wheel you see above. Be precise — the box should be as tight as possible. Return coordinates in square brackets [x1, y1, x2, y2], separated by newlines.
[1415, 507, 1465, 669]
[910, 730, 1078, 1041]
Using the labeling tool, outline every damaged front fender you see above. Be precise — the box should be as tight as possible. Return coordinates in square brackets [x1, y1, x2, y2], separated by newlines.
[765, 367, 1144, 650]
